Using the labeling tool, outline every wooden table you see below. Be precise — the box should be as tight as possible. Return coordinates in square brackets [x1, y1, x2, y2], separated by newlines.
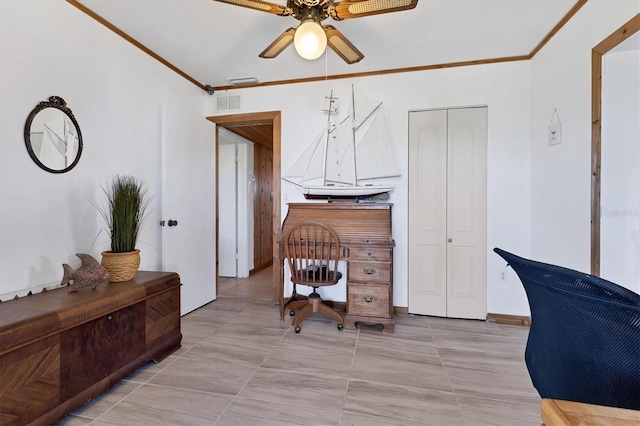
[542, 398, 640, 425]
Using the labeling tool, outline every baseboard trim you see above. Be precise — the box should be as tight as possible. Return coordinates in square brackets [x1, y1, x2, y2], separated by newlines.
[393, 306, 409, 316]
[392, 308, 529, 326]
[249, 263, 271, 276]
[487, 313, 531, 326]
[333, 304, 529, 326]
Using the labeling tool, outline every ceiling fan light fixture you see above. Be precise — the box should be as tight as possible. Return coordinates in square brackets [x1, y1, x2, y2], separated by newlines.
[294, 19, 327, 60]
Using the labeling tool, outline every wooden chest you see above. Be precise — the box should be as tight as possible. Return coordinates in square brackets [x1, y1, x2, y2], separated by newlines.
[0, 271, 181, 425]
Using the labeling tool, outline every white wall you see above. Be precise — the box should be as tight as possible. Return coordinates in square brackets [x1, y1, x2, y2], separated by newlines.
[530, 1, 639, 272]
[601, 46, 640, 292]
[2, 0, 637, 316]
[0, 1, 216, 313]
[208, 61, 533, 315]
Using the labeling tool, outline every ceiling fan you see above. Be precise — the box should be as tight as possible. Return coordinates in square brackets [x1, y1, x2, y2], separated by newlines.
[215, 0, 419, 64]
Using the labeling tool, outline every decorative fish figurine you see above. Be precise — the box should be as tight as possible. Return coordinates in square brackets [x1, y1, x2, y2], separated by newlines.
[60, 253, 110, 292]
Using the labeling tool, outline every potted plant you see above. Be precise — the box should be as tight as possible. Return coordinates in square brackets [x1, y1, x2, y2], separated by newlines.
[95, 175, 151, 282]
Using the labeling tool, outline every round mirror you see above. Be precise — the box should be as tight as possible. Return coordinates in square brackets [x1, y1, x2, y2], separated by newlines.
[24, 96, 82, 173]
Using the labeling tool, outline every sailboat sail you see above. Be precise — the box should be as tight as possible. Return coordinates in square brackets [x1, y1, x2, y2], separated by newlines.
[283, 87, 400, 198]
[325, 115, 355, 185]
[284, 129, 326, 182]
[355, 106, 399, 181]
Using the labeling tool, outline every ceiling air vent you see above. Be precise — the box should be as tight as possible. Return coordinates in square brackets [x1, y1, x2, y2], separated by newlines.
[215, 94, 241, 112]
[226, 76, 260, 86]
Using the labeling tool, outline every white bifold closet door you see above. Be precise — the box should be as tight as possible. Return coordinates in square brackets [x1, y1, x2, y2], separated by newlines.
[408, 107, 487, 319]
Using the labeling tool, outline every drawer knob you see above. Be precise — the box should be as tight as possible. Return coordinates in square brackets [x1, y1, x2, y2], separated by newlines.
[367, 252, 372, 256]
[363, 267, 375, 275]
[363, 295, 376, 303]
[107, 315, 112, 321]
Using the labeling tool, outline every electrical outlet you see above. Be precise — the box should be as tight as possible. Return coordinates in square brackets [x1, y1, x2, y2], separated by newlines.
[499, 268, 509, 283]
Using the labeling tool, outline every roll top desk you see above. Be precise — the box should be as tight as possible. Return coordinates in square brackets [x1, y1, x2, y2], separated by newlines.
[280, 203, 394, 332]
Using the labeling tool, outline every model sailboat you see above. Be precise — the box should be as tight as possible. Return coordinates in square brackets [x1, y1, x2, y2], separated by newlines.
[283, 86, 400, 199]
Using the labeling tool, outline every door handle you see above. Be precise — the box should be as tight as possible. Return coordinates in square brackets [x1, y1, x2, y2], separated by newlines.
[168, 220, 178, 227]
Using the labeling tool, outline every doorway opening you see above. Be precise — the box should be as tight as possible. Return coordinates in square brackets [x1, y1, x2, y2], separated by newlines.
[591, 16, 639, 278]
[207, 111, 282, 304]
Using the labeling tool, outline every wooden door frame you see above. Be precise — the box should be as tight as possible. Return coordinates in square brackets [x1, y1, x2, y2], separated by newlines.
[591, 15, 639, 275]
[207, 112, 282, 303]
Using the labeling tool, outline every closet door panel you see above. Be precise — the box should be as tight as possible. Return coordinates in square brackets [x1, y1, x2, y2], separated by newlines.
[409, 110, 447, 316]
[446, 107, 487, 319]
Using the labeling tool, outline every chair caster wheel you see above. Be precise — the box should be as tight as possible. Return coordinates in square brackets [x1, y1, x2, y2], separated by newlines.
[294, 326, 301, 333]
[337, 323, 344, 330]
[290, 310, 295, 317]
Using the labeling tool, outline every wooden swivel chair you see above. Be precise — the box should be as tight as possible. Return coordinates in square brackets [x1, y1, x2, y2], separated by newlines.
[282, 222, 344, 333]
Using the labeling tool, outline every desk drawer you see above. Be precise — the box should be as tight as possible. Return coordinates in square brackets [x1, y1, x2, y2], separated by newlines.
[348, 284, 391, 318]
[348, 247, 392, 261]
[348, 261, 391, 283]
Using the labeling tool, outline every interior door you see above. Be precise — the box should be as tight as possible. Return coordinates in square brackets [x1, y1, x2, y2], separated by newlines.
[218, 143, 237, 277]
[408, 109, 448, 317]
[408, 107, 487, 319]
[160, 102, 217, 315]
[446, 108, 487, 319]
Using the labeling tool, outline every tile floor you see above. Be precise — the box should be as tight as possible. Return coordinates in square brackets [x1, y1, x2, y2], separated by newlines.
[57, 267, 541, 425]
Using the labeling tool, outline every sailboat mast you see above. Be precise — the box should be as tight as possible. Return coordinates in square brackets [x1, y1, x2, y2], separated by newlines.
[350, 85, 358, 184]
[321, 90, 335, 186]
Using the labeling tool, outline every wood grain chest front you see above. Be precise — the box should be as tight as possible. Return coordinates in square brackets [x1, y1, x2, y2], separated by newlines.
[281, 203, 394, 332]
[0, 271, 181, 425]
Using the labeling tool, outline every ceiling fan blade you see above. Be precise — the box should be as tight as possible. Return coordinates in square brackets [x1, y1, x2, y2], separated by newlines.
[324, 25, 364, 64]
[215, 0, 291, 16]
[329, 0, 418, 20]
[259, 27, 296, 58]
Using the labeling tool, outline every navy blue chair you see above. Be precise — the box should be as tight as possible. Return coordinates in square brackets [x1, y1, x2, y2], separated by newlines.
[494, 248, 640, 410]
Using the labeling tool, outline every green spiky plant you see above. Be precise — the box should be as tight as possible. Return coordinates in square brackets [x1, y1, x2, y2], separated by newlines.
[96, 175, 151, 253]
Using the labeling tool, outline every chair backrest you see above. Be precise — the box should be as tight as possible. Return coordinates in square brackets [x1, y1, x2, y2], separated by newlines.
[494, 248, 640, 410]
[284, 222, 341, 286]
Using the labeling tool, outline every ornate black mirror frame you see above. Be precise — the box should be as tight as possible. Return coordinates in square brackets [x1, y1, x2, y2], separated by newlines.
[24, 96, 83, 174]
